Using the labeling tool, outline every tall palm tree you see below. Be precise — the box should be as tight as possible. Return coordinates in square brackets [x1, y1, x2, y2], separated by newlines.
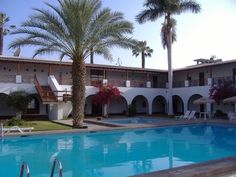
[0, 12, 15, 55]
[136, 0, 201, 115]
[9, 0, 133, 127]
[132, 40, 153, 68]
[161, 17, 177, 49]
[90, 47, 94, 64]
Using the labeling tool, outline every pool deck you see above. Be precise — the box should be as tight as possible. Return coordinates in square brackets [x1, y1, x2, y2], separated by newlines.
[3, 117, 236, 177]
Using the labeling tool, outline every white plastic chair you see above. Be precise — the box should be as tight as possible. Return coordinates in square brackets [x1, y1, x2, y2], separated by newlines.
[175, 110, 191, 119]
[227, 113, 236, 121]
[187, 111, 197, 120]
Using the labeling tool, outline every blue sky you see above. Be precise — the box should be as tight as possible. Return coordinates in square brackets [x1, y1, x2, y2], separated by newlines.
[1, 0, 236, 69]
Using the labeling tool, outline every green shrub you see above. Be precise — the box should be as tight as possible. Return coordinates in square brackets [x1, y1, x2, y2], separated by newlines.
[128, 104, 136, 117]
[7, 117, 24, 126]
[214, 109, 227, 117]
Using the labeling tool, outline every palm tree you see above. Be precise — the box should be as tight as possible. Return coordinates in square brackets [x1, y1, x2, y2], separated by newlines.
[132, 40, 153, 68]
[90, 47, 94, 64]
[0, 12, 15, 55]
[161, 18, 177, 49]
[9, 0, 133, 127]
[136, 0, 201, 115]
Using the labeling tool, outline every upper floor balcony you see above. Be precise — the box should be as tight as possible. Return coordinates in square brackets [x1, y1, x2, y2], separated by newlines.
[2, 73, 233, 89]
[173, 76, 234, 88]
[57, 75, 167, 88]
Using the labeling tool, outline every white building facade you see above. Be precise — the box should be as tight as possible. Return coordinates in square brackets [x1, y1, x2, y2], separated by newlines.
[0, 56, 235, 120]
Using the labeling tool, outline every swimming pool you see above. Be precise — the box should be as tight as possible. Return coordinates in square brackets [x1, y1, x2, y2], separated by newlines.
[103, 117, 173, 124]
[1, 123, 236, 177]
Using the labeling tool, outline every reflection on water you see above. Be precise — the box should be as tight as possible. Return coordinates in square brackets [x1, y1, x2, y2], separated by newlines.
[1, 124, 236, 177]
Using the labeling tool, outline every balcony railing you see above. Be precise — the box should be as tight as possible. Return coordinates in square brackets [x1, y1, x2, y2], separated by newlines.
[173, 81, 185, 88]
[22, 75, 34, 83]
[107, 79, 126, 87]
[0, 74, 15, 83]
[130, 80, 146, 88]
[90, 80, 102, 86]
[213, 76, 232, 84]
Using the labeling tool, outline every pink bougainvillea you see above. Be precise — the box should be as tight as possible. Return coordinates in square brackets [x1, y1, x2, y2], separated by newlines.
[93, 84, 121, 106]
[210, 80, 236, 104]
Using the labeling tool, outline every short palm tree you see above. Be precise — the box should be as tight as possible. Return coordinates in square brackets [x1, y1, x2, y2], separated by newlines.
[9, 0, 133, 127]
[136, 0, 201, 115]
[132, 40, 153, 68]
[0, 12, 15, 55]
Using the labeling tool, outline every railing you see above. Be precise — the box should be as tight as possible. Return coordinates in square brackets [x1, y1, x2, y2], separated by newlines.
[34, 76, 57, 102]
[213, 76, 232, 84]
[60, 77, 72, 85]
[107, 79, 126, 87]
[130, 80, 146, 88]
[60, 77, 92, 86]
[34, 76, 43, 95]
[22, 75, 34, 83]
[0, 74, 15, 83]
[90, 80, 102, 86]
[19, 161, 30, 177]
[173, 81, 185, 88]
[157, 82, 166, 88]
[50, 158, 63, 177]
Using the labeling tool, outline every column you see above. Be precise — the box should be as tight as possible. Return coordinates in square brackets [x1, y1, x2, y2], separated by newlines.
[48, 103, 64, 120]
[126, 71, 130, 87]
[16, 62, 22, 83]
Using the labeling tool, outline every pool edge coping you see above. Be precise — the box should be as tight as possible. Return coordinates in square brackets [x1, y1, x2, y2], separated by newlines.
[131, 156, 236, 177]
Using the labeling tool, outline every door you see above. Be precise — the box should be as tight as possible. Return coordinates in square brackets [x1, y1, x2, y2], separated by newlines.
[153, 76, 158, 88]
[199, 72, 205, 86]
[92, 103, 102, 116]
[233, 68, 236, 83]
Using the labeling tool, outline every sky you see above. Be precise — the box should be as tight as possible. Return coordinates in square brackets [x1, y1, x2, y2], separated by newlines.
[1, 0, 236, 70]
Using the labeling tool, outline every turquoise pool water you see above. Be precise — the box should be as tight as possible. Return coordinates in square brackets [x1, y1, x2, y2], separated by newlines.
[1, 124, 236, 177]
[103, 117, 173, 124]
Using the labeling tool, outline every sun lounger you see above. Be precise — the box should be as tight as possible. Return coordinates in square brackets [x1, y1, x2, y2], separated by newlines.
[2, 126, 34, 134]
[227, 113, 236, 121]
[175, 110, 191, 119]
[187, 111, 197, 120]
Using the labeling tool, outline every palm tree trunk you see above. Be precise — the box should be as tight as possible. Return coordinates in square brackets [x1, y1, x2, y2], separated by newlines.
[0, 27, 3, 55]
[90, 48, 94, 64]
[141, 52, 145, 68]
[166, 15, 173, 115]
[71, 57, 86, 127]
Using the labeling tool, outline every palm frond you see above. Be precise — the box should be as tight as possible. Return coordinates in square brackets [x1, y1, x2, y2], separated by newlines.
[161, 17, 177, 49]
[179, 0, 201, 14]
[9, 0, 133, 62]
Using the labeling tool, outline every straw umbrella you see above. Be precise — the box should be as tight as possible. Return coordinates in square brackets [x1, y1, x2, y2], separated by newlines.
[223, 96, 236, 104]
[193, 97, 215, 104]
[193, 97, 215, 119]
[223, 96, 236, 112]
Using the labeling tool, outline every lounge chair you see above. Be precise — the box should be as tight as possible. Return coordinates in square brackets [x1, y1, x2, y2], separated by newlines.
[2, 126, 34, 134]
[227, 113, 236, 121]
[175, 110, 191, 119]
[187, 111, 197, 120]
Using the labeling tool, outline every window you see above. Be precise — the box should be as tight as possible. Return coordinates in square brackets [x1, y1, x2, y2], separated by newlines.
[91, 70, 104, 80]
[28, 99, 36, 109]
[142, 101, 146, 108]
[27, 97, 40, 114]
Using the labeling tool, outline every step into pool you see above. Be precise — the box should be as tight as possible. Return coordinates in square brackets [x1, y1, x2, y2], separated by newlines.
[102, 117, 174, 124]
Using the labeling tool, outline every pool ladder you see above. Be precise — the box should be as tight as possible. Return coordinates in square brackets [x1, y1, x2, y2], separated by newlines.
[19, 158, 63, 177]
